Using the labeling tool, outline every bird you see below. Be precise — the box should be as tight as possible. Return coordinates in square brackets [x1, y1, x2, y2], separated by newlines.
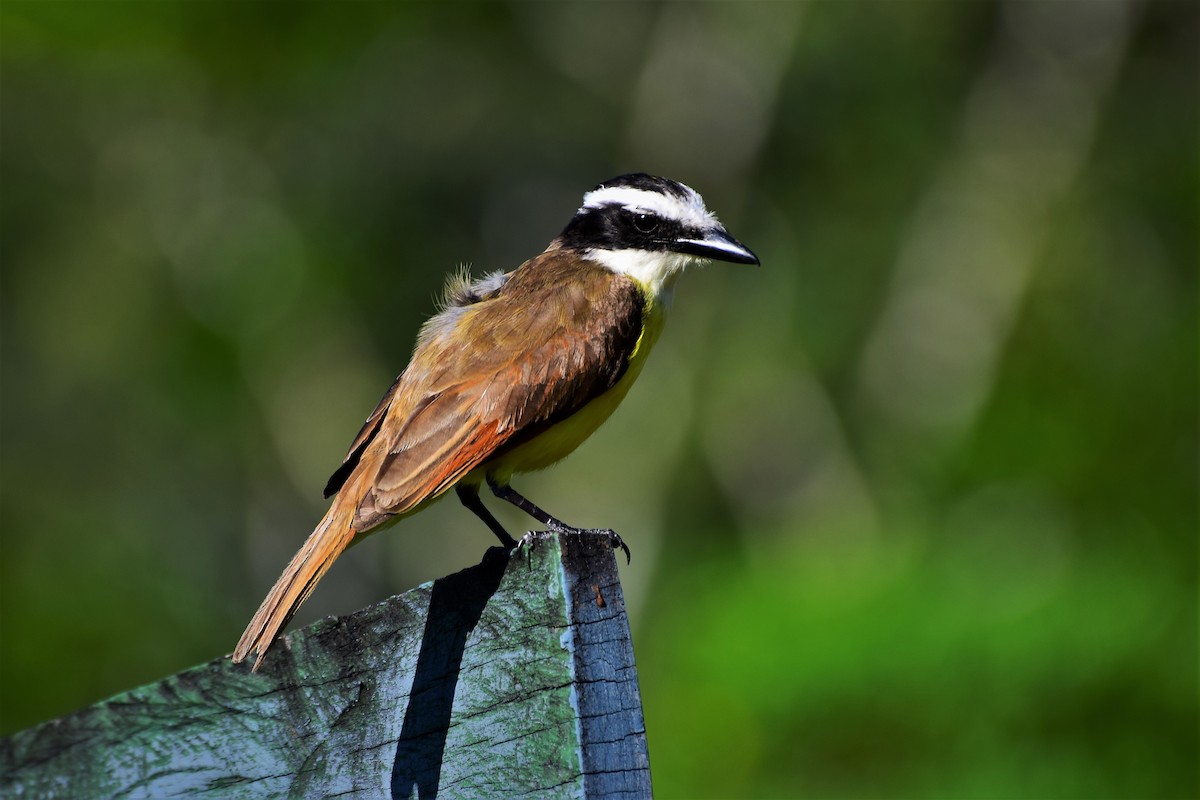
[232, 173, 759, 670]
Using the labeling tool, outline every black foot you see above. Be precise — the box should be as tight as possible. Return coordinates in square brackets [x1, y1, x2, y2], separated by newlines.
[546, 522, 631, 565]
[485, 480, 630, 563]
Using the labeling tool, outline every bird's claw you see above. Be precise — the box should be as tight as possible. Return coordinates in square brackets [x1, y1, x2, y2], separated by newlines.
[604, 530, 632, 565]
[548, 524, 631, 565]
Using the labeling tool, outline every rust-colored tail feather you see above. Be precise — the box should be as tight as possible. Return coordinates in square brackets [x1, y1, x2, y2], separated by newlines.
[233, 499, 358, 671]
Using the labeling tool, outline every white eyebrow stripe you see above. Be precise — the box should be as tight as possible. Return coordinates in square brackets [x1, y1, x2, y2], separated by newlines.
[580, 186, 716, 230]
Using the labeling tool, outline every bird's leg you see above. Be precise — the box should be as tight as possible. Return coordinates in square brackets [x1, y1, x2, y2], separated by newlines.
[487, 479, 631, 563]
[487, 479, 566, 529]
[456, 483, 519, 549]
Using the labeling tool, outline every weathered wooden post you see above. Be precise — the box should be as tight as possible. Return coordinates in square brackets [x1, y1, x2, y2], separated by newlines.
[0, 531, 652, 799]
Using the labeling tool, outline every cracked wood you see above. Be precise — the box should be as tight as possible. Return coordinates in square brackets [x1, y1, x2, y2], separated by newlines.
[0, 531, 652, 799]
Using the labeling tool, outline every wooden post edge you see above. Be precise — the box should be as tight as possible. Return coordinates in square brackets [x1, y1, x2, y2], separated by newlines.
[0, 531, 652, 799]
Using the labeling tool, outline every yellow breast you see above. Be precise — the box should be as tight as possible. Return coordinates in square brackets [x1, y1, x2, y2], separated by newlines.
[479, 292, 667, 483]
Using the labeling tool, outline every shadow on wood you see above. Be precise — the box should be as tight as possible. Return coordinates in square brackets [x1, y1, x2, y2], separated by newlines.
[0, 531, 652, 799]
[391, 547, 508, 798]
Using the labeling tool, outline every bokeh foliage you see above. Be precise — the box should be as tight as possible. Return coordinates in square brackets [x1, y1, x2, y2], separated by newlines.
[1, 2, 1195, 798]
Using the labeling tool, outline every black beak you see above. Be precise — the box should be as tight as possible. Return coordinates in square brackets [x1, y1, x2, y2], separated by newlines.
[672, 227, 760, 265]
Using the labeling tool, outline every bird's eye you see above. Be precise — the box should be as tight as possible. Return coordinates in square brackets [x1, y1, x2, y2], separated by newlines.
[632, 212, 658, 234]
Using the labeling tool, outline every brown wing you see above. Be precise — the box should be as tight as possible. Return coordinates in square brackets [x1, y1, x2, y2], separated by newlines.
[323, 270, 515, 498]
[347, 252, 645, 532]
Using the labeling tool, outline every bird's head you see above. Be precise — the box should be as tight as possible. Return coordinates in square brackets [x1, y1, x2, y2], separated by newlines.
[554, 173, 759, 296]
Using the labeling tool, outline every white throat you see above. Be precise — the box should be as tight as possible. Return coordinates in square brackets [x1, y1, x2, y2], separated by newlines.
[586, 248, 695, 304]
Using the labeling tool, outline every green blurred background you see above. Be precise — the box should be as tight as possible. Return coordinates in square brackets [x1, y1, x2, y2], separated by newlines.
[1, 2, 1195, 797]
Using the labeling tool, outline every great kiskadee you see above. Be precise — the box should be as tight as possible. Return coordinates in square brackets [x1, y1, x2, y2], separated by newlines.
[233, 173, 759, 670]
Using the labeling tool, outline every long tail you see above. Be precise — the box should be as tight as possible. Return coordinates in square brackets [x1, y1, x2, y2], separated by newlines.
[233, 498, 358, 671]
